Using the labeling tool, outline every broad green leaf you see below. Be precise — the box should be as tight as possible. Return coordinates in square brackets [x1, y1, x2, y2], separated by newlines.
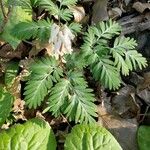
[0, 88, 14, 126]
[0, 4, 31, 49]
[0, 118, 57, 150]
[65, 124, 122, 150]
[138, 125, 150, 150]
[5, 61, 19, 87]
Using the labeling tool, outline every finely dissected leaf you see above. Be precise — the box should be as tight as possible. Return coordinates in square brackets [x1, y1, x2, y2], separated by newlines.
[49, 79, 70, 116]
[60, 0, 77, 6]
[37, 0, 75, 21]
[81, 20, 147, 90]
[111, 37, 147, 75]
[64, 124, 122, 150]
[12, 19, 51, 41]
[24, 57, 63, 109]
[125, 50, 147, 70]
[59, 8, 73, 21]
[49, 71, 97, 124]
[138, 125, 150, 150]
[0, 118, 56, 150]
[0, 88, 14, 126]
[5, 61, 19, 87]
[37, 0, 59, 16]
[68, 22, 82, 35]
[95, 19, 121, 39]
[91, 58, 121, 90]
[81, 20, 121, 58]
[64, 84, 97, 124]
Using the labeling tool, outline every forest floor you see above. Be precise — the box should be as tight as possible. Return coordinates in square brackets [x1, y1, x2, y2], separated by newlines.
[0, 0, 150, 150]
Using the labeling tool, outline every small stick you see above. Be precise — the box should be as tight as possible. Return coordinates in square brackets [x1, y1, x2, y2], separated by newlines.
[0, 0, 7, 18]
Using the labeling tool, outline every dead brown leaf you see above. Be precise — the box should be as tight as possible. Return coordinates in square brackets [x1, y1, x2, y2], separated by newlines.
[92, 0, 108, 24]
[133, 2, 150, 13]
[98, 104, 138, 150]
[0, 42, 29, 59]
[137, 89, 150, 105]
[70, 6, 85, 22]
[108, 7, 122, 19]
[137, 72, 150, 90]
[111, 86, 140, 118]
[12, 98, 26, 121]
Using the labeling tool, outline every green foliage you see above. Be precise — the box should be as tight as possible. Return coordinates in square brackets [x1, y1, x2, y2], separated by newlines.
[24, 57, 63, 109]
[81, 20, 147, 90]
[22, 19, 147, 122]
[4, 61, 19, 87]
[0, 0, 148, 148]
[111, 37, 147, 75]
[9, 0, 38, 9]
[0, 2, 32, 49]
[64, 124, 122, 150]
[49, 71, 97, 124]
[0, 118, 56, 150]
[1, 0, 147, 124]
[68, 22, 82, 35]
[12, 19, 52, 41]
[138, 125, 150, 150]
[37, 0, 77, 21]
[0, 87, 14, 126]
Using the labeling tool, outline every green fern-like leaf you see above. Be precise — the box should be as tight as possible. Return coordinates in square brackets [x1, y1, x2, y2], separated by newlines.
[12, 19, 52, 41]
[81, 20, 147, 90]
[59, 8, 73, 21]
[91, 58, 121, 90]
[111, 37, 147, 75]
[37, 0, 59, 16]
[93, 19, 121, 39]
[24, 57, 63, 109]
[49, 79, 70, 116]
[81, 20, 121, 58]
[125, 50, 147, 70]
[64, 83, 97, 124]
[68, 22, 82, 35]
[60, 0, 77, 6]
[48, 71, 97, 124]
[37, 0, 75, 21]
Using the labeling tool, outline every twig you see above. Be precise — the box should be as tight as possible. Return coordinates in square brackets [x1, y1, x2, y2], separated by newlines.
[139, 105, 150, 123]
[0, 0, 7, 18]
[0, 3, 12, 33]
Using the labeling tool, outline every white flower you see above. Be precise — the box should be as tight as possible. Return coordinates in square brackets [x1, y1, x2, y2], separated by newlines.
[48, 23, 75, 59]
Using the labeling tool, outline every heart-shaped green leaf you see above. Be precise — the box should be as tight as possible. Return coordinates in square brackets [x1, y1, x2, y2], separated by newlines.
[0, 118, 57, 150]
[65, 124, 122, 150]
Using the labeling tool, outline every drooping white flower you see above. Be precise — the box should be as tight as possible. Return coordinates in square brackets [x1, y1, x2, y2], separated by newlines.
[48, 23, 75, 59]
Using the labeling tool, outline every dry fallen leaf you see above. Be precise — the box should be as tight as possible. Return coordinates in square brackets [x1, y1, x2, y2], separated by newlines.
[137, 72, 150, 90]
[12, 98, 26, 121]
[108, 7, 122, 19]
[70, 6, 85, 22]
[92, 0, 108, 24]
[98, 104, 138, 150]
[133, 2, 150, 13]
[124, 0, 132, 6]
[111, 85, 140, 118]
